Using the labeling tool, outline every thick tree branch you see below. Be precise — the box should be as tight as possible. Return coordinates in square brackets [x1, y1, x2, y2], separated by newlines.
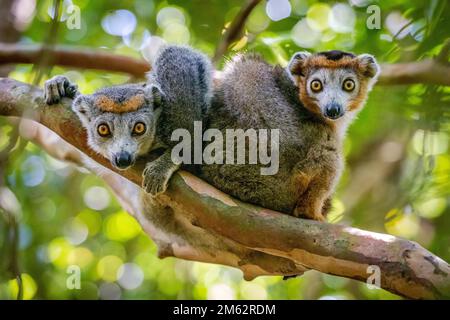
[0, 43, 449, 86]
[1, 78, 449, 299]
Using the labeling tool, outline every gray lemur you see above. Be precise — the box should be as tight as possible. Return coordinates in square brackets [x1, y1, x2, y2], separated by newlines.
[200, 50, 379, 221]
[44, 47, 379, 222]
[44, 45, 212, 195]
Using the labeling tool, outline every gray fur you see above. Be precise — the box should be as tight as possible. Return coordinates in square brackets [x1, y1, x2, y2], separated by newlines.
[199, 54, 337, 214]
[70, 83, 161, 167]
[199, 52, 379, 219]
[44, 45, 212, 196]
[149, 45, 212, 148]
[44, 47, 378, 220]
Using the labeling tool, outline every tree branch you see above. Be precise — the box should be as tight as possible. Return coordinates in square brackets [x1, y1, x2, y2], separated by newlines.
[1, 43, 449, 86]
[1, 78, 449, 299]
[0, 43, 150, 78]
[379, 59, 450, 86]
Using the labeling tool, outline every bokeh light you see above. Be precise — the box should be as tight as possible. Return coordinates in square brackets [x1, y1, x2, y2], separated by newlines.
[99, 282, 122, 300]
[21, 155, 46, 187]
[385, 208, 420, 239]
[385, 11, 412, 39]
[291, 19, 321, 48]
[97, 255, 123, 282]
[8, 274, 37, 300]
[306, 3, 331, 32]
[117, 263, 144, 290]
[266, 0, 291, 22]
[329, 3, 355, 33]
[101, 10, 137, 37]
[83, 186, 111, 211]
[207, 283, 236, 300]
[156, 6, 190, 44]
[104, 211, 142, 242]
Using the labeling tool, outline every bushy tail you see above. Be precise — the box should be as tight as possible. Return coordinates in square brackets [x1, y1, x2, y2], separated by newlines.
[149, 45, 212, 144]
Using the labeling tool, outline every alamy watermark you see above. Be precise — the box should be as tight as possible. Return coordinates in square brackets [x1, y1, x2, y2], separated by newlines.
[366, 265, 381, 289]
[170, 121, 280, 175]
[66, 265, 81, 290]
[48, 3, 81, 30]
[65, 4, 81, 30]
[366, 5, 381, 30]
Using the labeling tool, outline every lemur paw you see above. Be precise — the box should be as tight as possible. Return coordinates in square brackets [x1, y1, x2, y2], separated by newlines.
[142, 162, 173, 196]
[293, 205, 326, 222]
[44, 75, 78, 105]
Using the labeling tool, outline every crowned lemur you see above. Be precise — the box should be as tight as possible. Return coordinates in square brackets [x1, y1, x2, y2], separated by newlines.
[44, 46, 379, 221]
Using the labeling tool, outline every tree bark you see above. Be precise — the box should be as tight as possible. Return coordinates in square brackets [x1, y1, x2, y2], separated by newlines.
[0, 43, 150, 78]
[0, 78, 449, 299]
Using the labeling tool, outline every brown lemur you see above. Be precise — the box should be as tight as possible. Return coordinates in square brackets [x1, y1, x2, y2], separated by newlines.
[44, 45, 212, 195]
[44, 47, 379, 222]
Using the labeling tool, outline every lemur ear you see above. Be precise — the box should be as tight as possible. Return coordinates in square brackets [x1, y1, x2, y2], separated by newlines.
[144, 84, 165, 110]
[356, 54, 380, 79]
[288, 51, 311, 77]
[72, 95, 94, 125]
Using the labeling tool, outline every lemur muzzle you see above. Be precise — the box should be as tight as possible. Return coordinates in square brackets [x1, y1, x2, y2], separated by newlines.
[114, 152, 133, 169]
[325, 102, 344, 120]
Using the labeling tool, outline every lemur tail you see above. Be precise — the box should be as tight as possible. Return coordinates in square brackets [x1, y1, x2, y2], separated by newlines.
[150, 45, 213, 124]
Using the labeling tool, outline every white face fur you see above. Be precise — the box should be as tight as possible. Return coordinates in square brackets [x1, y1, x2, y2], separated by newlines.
[288, 51, 380, 126]
[305, 68, 362, 120]
[86, 111, 158, 169]
[72, 84, 163, 170]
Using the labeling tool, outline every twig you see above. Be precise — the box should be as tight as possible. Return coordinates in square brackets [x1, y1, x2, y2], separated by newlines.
[213, 0, 262, 63]
[32, 0, 62, 84]
[436, 38, 450, 64]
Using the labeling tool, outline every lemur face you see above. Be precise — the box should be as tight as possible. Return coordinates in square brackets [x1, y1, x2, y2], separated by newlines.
[72, 83, 164, 170]
[288, 50, 379, 122]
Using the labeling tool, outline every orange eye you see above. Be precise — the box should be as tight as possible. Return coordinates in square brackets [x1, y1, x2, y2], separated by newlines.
[310, 80, 322, 92]
[133, 122, 146, 135]
[343, 79, 355, 91]
[97, 124, 111, 137]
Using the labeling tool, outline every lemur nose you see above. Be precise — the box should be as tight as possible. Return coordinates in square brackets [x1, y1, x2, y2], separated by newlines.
[325, 103, 344, 120]
[114, 152, 132, 169]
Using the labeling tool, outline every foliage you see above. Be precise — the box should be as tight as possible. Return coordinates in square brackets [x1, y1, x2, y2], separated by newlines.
[0, 0, 448, 300]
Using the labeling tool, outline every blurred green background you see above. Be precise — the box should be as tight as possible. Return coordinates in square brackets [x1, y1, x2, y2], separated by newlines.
[0, 0, 449, 300]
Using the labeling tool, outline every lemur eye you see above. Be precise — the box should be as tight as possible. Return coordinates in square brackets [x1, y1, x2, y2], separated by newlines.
[310, 80, 322, 92]
[343, 79, 355, 92]
[97, 124, 111, 137]
[133, 122, 146, 135]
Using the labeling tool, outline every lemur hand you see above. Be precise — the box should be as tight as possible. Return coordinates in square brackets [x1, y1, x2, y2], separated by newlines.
[142, 151, 180, 196]
[44, 75, 78, 105]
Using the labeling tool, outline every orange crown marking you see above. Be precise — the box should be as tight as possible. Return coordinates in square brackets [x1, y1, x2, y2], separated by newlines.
[95, 94, 145, 113]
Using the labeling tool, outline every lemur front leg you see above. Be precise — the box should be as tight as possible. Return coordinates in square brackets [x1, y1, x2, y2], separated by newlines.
[293, 179, 330, 222]
[44, 75, 79, 105]
[142, 150, 181, 196]
[292, 161, 337, 222]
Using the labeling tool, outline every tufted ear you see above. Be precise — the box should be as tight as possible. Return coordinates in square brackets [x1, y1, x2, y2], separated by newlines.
[357, 54, 380, 79]
[144, 83, 165, 110]
[288, 51, 312, 77]
[72, 95, 96, 126]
